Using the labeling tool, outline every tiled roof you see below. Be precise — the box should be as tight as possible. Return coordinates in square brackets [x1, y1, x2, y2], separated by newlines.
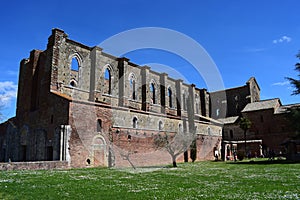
[275, 103, 300, 114]
[241, 98, 281, 112]
[217, 116, 239, 124]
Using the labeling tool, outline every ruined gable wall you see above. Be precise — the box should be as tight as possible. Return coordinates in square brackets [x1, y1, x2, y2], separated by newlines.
[8, 28, 223, 168]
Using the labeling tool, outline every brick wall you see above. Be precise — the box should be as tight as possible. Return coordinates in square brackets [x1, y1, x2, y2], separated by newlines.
[0, 161, 68, 171]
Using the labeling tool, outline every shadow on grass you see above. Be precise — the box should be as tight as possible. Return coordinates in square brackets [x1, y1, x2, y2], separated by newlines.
[227, 159, 300, 165]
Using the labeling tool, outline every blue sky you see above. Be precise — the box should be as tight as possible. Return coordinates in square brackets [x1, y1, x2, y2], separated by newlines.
[0, 0, 300, 121]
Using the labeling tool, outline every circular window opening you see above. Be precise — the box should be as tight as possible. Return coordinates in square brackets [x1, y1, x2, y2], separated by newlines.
[70, 80, 77, 87]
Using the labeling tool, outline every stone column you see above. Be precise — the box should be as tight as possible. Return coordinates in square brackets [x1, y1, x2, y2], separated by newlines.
[48, 28, 68, 91]
[60, 125, 71, 164]
[175, 79, 183, 116]
[89, 46, 102, 101]
[141, 66, 150, 111]
[117, 57, 129, 107]
[188, 84, 196, 114]
[200, 89, 210, 117]
[159, 73, 168, 114]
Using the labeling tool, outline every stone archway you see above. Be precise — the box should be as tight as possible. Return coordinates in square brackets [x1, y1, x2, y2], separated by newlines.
[91, 135, 107, 167]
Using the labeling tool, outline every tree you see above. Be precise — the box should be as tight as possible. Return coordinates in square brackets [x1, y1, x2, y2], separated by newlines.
[239, 117, 252, 155]
[112, 133, 138, 170]
[189, 140, 197, 162]
[285, 51, 300, 137]
[285, 106, 300, 137]
[154, 130, 195, 167]
[286, 52, 300, 95]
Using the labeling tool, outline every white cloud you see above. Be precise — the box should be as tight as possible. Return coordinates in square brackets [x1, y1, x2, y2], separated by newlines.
[6, 70, 19, 76]
[0, 81, 18, 107]
[273, 36, 292, 44]
[244, 47, 266, 53]
[272, 81, 290, 86]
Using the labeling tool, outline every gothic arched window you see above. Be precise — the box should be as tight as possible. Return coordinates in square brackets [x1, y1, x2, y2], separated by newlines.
[150, 82, 156, 104]
[104, 68, 112, 94]
[133, 117, 138, 128]
[158, 121, 163, 131]
[168, 87, 173, 108]
[70, 57, 79, 87]
[129, 73, 137, 100]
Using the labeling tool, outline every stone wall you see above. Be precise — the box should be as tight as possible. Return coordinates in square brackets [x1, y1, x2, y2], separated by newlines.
[0, 28, 223, 169]
[68, 100, 222, 168]
[210, 77, 260, 119]
[0, 161, 68, 171]
[242, 109, 294, 154]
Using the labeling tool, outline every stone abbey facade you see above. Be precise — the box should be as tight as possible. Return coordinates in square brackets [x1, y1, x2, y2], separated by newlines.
[0, 29, 223, 168]
[214, 79, 300, 160]
[1, 29, 298, 168]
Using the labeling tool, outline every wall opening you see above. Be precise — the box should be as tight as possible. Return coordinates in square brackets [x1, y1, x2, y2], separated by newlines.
[71, 57, 79, 71]
[159, 121, 163, 131]
[183, 93, 187, 110]
[168, 87, 173, 108]
[129, 73, 137, 100]
[104, 68, 112, 94]
[179, 124, 183, 133]
[133, 117, 138, 128]
[86, 158, 91, 165]
[130, 79, 136, 100]
[150, 83, 156, 104]
[70, 80, 77, 87]
[97, 119, 102, 132]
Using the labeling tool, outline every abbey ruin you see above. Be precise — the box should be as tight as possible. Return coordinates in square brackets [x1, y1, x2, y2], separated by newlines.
[0, 28, 298, 169]
[0, 29, 224, 168]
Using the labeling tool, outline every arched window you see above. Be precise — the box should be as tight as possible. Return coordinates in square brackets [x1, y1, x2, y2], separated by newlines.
[208, 127, 211, 135]
[70, 79, 77, 87]
[158, 121, 163, 131]
[71, 57, 79, 71]
[104, 68, 111, 94]
[129, 73, 137, 100]
[182, 93, 187, 111]
[130, 79, 136, 100]
[195, 94, 200, 114]
[133, 117, 138, 128]
[216, 108, 220, 117]
[70, 57, 79, 87]
[179, 124, 183, 133]
[150, 83, 156, 104]
[127, 134, 132, 141]
[168, 87, 173, 108]
[97, 119, 102, 132]
[234, 95, 239, 101]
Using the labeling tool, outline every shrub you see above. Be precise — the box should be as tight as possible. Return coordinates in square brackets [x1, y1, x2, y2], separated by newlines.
[237, 151, 245, 161]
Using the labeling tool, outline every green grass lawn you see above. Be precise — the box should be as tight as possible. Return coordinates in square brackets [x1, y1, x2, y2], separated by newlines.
[0, 160, 299, 199]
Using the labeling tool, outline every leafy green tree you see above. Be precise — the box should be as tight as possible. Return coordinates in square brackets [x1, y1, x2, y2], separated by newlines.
[286, 52, 300, 95]
[239, 117, 252, 154]
[190, 140, 197, 162]
[285, 52, 300, 137]
[285, 107, 300, 138]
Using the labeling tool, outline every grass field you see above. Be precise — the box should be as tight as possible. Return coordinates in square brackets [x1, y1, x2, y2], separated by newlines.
[0, 160, 299, 199]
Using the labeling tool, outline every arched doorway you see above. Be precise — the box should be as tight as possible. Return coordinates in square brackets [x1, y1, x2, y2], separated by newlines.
[92, 135, 107, 167]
